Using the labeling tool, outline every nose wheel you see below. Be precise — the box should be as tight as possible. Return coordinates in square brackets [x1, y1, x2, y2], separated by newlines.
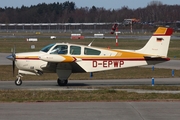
[15, 74, 23, 86]
[15, 78, 22, 86]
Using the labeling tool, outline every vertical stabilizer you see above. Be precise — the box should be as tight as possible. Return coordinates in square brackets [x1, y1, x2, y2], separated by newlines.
[136, 27, 173, 57]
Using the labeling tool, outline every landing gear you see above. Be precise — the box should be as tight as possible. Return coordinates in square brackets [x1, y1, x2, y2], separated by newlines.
[15, 74, 23, 86]
[56, 63, 72, 86]
[57, 78, 68, 86]
[15, 78, 22, 86]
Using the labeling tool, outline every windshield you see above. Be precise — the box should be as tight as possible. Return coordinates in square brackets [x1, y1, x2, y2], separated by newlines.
[40, 43, 55, 53]
[50, 45, 68, 54]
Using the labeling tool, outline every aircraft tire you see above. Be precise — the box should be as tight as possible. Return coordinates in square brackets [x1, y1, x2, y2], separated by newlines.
[57, 79, 68, 86]
[15, 79, 22, 86]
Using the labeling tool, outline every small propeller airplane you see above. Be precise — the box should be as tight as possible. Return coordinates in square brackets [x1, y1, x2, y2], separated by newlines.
[7, 27, 173, 86]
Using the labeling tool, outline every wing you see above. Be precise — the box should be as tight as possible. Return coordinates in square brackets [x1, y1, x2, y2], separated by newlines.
[39, 54, 85, 73]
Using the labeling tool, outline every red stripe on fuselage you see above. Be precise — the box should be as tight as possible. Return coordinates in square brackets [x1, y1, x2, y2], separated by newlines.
[81, 58, 170, 61]
[16, 58, 40, 60]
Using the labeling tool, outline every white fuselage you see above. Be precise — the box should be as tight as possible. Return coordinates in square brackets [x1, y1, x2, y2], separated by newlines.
[15, 51, 48, 72]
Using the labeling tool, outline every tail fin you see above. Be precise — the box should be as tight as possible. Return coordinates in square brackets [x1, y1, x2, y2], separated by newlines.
[136, 27, 173, 57]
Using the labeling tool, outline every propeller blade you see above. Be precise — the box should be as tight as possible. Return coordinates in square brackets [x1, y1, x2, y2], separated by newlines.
[7, 46, 16, 76]
[13, 60, 15, 76]
[12, 46, 16, 76]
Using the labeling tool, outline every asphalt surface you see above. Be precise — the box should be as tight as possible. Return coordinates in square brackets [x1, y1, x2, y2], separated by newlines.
[1, 102, 180, 120]
[0, 78, 180, 92]
[144, 60, 180, 70]
[0, 53, 12, 65]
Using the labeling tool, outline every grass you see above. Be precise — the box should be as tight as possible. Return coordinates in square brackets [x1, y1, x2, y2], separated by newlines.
[1, 89, 180, 102]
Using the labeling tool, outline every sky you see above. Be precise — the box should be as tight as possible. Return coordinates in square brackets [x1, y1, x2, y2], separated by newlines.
[0, 0, 179, 9]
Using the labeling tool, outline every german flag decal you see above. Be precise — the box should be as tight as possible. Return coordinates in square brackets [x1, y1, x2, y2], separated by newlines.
[156, 38, 163, 42]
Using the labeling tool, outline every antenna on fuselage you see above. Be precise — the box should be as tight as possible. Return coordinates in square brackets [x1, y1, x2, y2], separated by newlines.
[88, 39, 94, 46]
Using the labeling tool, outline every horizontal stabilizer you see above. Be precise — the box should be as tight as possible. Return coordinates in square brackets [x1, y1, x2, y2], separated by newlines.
[144, 56, 170, 61]
[144, 55, 162, 58]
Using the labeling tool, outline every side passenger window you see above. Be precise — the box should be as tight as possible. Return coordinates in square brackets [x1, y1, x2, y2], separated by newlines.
[84, 48, 101, 55]
[70, 46, 81, 55]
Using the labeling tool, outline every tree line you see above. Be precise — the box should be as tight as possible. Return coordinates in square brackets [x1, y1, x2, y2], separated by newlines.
[0, 1, 180, 24]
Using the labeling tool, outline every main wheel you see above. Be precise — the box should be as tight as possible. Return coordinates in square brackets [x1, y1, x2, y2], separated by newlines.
[15, 79, 22, 86]
[57, 79, 68, 86]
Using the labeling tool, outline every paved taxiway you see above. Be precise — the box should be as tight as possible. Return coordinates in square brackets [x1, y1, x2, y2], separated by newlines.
[0, 53, 12, 65]
[1, 102, 180, 120]
[0, 78, 180, 92]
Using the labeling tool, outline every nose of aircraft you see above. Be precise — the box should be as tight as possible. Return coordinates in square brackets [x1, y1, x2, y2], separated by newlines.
[7, 47, 16, 61]
[6, 54, 16, 76]
[6, 55, 14, 61]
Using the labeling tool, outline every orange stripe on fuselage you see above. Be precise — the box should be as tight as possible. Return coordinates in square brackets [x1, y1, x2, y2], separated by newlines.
[79, 51, 146, 60]
[115, 51, 145, 58]
[77, 50, 146, 59]
[77, 50, 169, 61]
[62, 55, 75, 62]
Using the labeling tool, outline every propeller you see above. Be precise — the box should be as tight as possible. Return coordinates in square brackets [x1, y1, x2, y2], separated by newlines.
[6, 46, 16, 76]
[12, 47, 16, 76]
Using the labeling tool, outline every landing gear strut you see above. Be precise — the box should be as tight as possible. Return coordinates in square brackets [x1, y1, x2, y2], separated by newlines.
[57, 78, 68, 86]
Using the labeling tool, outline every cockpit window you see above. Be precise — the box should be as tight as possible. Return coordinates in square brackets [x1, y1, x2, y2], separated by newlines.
[40, 43, 55, 53]
[50, 45, 68, 54]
